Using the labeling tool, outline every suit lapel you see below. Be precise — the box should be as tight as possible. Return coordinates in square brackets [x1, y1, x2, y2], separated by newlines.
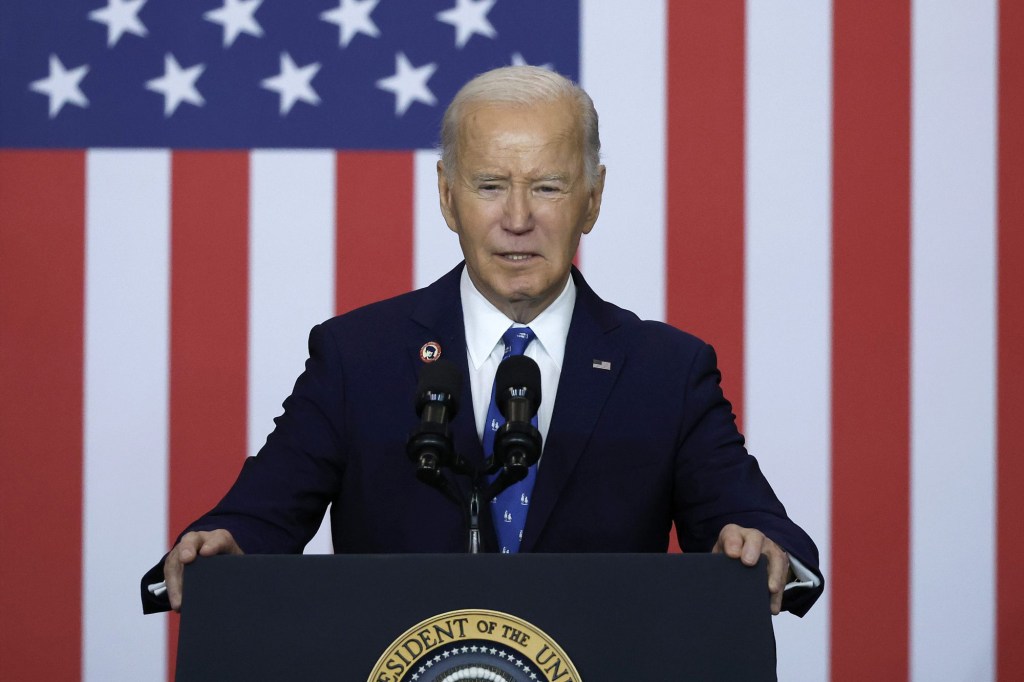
[407, 263, 492, 544]
[520, 270, 624, 552]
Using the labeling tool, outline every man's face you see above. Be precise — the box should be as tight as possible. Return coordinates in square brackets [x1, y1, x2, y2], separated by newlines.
[438, 98, 605, 322]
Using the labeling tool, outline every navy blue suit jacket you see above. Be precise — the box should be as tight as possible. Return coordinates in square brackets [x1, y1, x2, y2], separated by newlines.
[143, 264, 822, 616]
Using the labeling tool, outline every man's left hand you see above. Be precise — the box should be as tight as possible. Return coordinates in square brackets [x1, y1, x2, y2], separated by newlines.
[712, 523, 791, 615]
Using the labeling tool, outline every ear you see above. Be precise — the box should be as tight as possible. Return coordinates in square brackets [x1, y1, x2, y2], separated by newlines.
[437, 160, 459, 234]
[581, 165, 606, 235]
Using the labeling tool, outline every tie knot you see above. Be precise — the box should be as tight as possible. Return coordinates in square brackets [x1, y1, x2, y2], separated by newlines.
[502, 326, 535, 358]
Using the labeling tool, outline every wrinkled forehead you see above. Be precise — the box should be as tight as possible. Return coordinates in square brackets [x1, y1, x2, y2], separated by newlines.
[456, 99, 584, 164]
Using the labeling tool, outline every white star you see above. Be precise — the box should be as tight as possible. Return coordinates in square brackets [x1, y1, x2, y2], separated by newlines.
[204, 0, 264, 48]
[30, 55, 89, 118]
[261, 52, 321, 115]
[320, 0, 381, 48]
[436, 0, 497, 49]
[376, 52, 436, 116]
[511, 52, 553, 71]
[145, 54, 205, 117]
[88, 0, 148, 47]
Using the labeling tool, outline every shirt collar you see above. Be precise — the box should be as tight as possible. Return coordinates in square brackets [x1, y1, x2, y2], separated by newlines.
[460, 266, 576, 371]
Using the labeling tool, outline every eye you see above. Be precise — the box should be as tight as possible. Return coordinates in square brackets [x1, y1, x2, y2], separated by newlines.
[476, 181, 503, 193]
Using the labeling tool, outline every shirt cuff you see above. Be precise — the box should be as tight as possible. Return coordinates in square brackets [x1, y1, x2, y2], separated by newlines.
[784, 554, 822, 592]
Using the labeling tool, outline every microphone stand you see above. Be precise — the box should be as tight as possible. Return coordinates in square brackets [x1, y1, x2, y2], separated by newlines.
[407, 425, 465, 510]
[467, 488, 481, 554]
[407, 425, 485, 552]
[409, 444, 531, 555]
[418, 421, 539, 554]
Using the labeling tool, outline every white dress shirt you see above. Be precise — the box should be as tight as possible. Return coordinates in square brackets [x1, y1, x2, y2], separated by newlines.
[459, 267, 575, 451]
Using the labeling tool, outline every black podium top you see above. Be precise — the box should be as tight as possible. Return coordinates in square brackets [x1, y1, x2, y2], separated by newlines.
[177, 553, 775, 681]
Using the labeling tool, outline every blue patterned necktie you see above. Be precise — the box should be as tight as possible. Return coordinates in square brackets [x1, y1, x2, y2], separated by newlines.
[482, 326, 538, 553]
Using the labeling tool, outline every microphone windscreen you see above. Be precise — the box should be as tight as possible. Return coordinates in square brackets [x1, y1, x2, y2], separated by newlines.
[495, 354, 542, 408]
[416, 359, 462, 415]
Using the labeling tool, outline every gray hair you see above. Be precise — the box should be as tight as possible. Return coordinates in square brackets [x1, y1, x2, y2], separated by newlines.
[440, 66, 602, 187]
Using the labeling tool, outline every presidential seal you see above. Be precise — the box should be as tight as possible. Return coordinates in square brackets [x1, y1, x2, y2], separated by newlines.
[368, 609, 582, 682]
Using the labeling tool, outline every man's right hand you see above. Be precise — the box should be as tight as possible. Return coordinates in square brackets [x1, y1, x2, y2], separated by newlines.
[164, 529, 243, 612]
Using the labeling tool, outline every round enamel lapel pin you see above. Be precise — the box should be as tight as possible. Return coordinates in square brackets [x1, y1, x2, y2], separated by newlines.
[419, 341, 442, 363]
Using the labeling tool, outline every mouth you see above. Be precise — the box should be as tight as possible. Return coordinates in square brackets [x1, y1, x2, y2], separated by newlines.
[497, 252, 537, 263]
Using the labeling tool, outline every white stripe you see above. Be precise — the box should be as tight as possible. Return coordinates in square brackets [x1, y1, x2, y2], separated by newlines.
[910, 1, 997, 679]
[83, 150, 169, 681]
[249, 150, 336, 554]
[578, 0, 666, 322]
[413, 149, 464, 289]
[744, 4, 833, 678]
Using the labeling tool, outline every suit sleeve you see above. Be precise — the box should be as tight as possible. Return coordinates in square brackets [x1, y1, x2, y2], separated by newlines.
[187, 322, 347, 553]
[139, 323, 348, 613]
[673, 343, 824, 617]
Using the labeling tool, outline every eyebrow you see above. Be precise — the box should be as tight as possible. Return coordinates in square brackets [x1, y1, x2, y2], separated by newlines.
[470, 173, 506, 182]
[467, 172, 572, 184]
[534, 173, 570, 183]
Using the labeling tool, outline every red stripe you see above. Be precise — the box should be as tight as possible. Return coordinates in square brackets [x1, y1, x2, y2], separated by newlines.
[665, 1, 746, 426]
[831, 2, 911, 677]
[0, 151, 85, 680]
[168, 151, 250, 680]
[335, 151, 413, 315]
[998, 0, 1024, 677]
[665, 2, 746, 555]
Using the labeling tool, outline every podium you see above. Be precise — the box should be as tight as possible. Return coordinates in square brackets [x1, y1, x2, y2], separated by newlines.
[176, 553, 776, 681]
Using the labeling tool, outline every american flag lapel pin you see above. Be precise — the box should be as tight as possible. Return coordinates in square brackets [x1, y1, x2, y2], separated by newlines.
[592, 359, 612, 371]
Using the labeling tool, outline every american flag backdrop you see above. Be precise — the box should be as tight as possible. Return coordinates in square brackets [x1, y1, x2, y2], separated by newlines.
[1, 1, 1021, 680]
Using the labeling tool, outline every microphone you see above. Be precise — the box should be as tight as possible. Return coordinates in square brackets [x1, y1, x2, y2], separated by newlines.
[406, 359, 462, 486]
[488, 355, 543, 483]
[416, 359, 461, 425]
[496, 354, 542, 424]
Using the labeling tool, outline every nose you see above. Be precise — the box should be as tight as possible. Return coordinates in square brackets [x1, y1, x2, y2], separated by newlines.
[502, 184, 533, 234]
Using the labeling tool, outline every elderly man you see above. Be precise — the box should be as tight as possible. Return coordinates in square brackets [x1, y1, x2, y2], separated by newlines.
[142, 66, 823, 618]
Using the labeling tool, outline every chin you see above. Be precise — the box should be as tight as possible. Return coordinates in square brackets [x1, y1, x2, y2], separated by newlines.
[501, 277, 544, 299]
[498, 287, 535, 303]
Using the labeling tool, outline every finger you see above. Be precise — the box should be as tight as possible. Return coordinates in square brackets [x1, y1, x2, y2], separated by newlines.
[765, 542, 790, 594]
[765, 545, 790, 616]
[163, 546, 187, 612]
[175, 531, 205, 564]
[740, 531, 766, 567]
[769, 558, 786, 615]
[196, 529, 243, 557]
[712, 524, 745, 559]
